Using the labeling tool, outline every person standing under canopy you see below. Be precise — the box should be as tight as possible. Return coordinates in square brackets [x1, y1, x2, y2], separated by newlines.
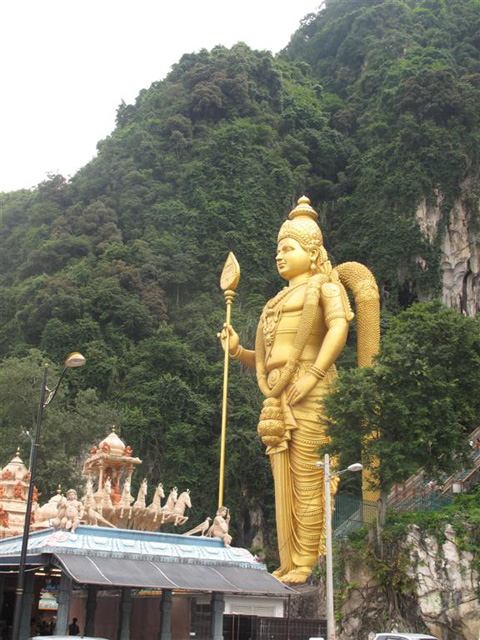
[68, 617, 79, 636]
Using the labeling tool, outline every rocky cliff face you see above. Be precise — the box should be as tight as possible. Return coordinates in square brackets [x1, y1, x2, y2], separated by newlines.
[405, 524, 479, 640]
[339, 524, 479, 640]
[416, 177, 480, 316]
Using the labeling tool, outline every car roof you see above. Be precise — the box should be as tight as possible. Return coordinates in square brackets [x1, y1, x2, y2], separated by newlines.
[30, 636, 108, 639]
[375, 634, 438, 639]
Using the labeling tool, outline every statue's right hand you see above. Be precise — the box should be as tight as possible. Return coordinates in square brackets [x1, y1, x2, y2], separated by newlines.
[217, 323, 240, 355]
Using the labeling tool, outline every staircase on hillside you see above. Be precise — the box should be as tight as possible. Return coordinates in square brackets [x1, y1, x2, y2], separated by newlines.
[388, 427, 480, 511]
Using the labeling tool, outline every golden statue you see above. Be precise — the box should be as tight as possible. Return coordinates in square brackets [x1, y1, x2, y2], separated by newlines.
[219, 196, 379, 583]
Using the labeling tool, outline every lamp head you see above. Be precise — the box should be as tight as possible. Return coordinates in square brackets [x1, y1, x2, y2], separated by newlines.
[65, 352, 86, 368]
[347, 463, 363, 473]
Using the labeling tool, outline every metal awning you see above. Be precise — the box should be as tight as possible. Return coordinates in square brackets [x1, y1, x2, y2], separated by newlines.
[54, 554, 291, 596]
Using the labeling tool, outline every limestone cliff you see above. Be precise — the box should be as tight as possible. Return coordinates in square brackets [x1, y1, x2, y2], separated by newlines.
[416, 177, 480, 316]
[339, 524, 479, 640]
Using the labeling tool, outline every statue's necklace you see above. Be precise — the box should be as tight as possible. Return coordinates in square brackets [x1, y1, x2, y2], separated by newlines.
[256, 274, 325, 398]
[265, 280, 307, 309]
[262, 282, 306, 347]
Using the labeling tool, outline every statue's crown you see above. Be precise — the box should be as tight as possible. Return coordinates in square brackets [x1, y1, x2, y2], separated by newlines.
[288, 195, 318, 221]
[278, 196, 323, 248]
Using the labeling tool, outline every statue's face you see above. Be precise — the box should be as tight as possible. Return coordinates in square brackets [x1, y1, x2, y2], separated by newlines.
[276, 238, 310, 281]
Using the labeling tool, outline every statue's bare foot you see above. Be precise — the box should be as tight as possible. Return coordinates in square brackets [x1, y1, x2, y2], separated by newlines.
[272, 567, 287, 579]
[279, 567, 312, 584]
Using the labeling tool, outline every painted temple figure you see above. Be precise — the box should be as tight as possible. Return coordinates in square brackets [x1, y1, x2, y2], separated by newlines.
[220, 196, 379, 583]
[55, 489, 84, 532]
[207, 506, 232, 547]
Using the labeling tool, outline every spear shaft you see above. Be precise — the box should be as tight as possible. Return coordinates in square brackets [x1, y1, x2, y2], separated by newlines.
[219, 289, 235, 508]
[218, 253, 240, 509]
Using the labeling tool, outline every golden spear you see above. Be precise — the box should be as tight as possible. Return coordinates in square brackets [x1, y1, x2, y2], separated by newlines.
[217, 252, 240, 509]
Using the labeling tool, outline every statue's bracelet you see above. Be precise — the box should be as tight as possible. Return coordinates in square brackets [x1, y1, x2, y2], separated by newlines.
[231, 345, 244, 359]
[310, 365, 326, 380]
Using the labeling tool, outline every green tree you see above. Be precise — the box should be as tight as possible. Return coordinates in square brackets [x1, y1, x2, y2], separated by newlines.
[0, 350, 122, 495]
[323, 301, 480, 540]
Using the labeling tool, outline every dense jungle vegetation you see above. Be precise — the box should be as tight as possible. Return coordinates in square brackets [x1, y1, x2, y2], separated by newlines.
[1, 0, 480, 549]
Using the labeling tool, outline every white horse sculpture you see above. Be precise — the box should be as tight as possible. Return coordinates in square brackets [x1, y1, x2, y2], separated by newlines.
[160, 486, 178, 523]
[134, 483, 166, 531]
[148, 483, 165, 520]
[109, 477, 134, 528]
[133, 479, 148, 508]
[101, 478, 113, 508]
[83, 478, 116, 528]
[118, 477, 134, 508]
[163, 489, 191, 526]
[131, 479, 149, 529]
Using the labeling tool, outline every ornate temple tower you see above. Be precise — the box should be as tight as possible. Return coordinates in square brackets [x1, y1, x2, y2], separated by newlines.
[0, 449, 37, 538]
[82, 426, 141, 508]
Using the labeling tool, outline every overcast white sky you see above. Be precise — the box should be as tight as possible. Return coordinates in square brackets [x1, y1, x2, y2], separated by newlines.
[0, 0, 322, 193]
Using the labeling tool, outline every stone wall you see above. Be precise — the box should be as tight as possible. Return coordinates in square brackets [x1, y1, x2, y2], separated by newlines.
[338, 524, 479, 640]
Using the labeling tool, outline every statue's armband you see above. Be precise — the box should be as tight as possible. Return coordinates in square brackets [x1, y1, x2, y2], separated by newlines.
[321, 282, 354, 329]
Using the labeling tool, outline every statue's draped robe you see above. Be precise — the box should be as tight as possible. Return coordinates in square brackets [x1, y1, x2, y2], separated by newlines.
[268, 367, 337, 571]
[258, 282, 347, 573]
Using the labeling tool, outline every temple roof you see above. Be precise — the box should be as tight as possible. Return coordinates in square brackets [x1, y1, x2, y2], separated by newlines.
[82, 427, 141, 476]
[0, 526, 291, 596]
[0, 525, 254, 565]
[1, 450, 28, 482]
[98, 428, 126, 457]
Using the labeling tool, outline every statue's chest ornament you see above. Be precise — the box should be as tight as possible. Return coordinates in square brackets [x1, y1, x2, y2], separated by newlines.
[262, 285, 304, 347]
[263, 307, 282, 346]
[256, 274, 325, 399]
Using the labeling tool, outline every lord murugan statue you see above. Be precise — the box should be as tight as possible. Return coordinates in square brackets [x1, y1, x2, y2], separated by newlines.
[220, 196, 379, 583]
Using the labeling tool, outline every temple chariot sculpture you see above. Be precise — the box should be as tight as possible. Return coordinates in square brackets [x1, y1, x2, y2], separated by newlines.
[219, 196, 380, 583]
[80, 428, 192, 531]
[0, 429, 224, 539]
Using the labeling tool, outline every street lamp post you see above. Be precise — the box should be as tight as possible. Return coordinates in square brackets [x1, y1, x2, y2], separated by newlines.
[20, 429, 35, 475]
[317, 455, 363, 640]
[11, 352, 86, 640]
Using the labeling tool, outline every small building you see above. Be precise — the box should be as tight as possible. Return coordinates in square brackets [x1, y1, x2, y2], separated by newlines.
[0, 524, 291, 639]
